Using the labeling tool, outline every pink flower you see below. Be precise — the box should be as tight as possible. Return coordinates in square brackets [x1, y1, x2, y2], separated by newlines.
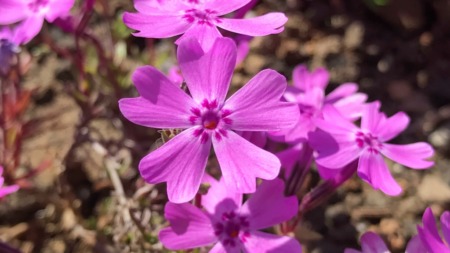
[309, 102, 434, 196]
[123, 0, 287, 50]
[416, 208, 450, 253]
[0, 0, 75, 42]
[346, 230, 431, 253]
[344, 231, 390, 253]
[0, 166, 19, 198]
[159, 176, 301, 252]
[273, 65, 367, 142]
[119, 38, 299, 203]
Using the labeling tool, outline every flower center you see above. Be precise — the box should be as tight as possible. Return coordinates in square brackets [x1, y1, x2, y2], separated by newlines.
[299, 104, 317, 119]
[28, 0, 49, 13]
[356, 131, 382, 154]
[214, 211, 250, 248]
[183, 9, 221, 26]
[202, 111, 220, 130]
[190, 99, 233, 143]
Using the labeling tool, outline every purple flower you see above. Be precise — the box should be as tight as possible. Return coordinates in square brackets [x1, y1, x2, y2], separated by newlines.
[119, 38, 299, 203]
[159, 176, 301, 252]
[346, 230, 431, 253]
[344, 231, 390, 253]
[0, 166, 19, 198]
[273, 65, 367, 142]
[309, 102, 434, 196]
[123, 0, 287, 50]
[0, 0, 75, 42]
[416, 207, 450, 253]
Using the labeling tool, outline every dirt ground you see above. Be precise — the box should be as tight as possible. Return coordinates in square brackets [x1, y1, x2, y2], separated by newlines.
[1, 0, 450, 252]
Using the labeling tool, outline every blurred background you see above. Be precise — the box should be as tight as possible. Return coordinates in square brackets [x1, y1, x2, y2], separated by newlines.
[1, 0, 450, 252]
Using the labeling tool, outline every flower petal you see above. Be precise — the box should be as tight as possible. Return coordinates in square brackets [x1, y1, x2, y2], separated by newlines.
[175, 23, 222, 52]
[418, 209, 449, 253]
[238, 131, 267, 148]
[325, 83, 358, 103]
[217, 13, 287, 37]
[441, 211, 450, 246]
[361, 101, 382, 133]
[357, 151, 402, 196]
[213, 130, 280, 194]
[118, 66, 196, 129]
[292, 65, 329, 91]
[0, 184, 19, 198]
[243, 231, 302, 253]
[46, 0, 75, 22]
[381, 143, 434, 169]
[240, 179, 298, 230]
[123, 12, 190, 38]
[359, 231, 389, 253]
[201, 174, 242, 215]
[309, 129, 360, 169]
[276, 143, 303, 177]
[159, 202, 216, 250]
[332, 93, 367, 121]
[133, 0, 189, 13]
[0, 0, 27, 24]
[405, 235, 427, 253]
[279, 115, 315, 142]
[225, 69, 299, 131]
[318, 105, 360, 133]
[14, 16, 45, 44]
[205, 0, 252, 15]
[139, 128, 211, 203]
[177, 37, 236, 104]
[376, 112, 410, 142]
[210, 242, 240, 253]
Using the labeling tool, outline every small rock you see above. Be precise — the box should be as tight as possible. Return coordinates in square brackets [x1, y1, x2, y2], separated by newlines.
[344, 22, 364, 50]
[379, 218, 400, 235]
[418, 174, 450, 203]
[428, 122, 450, 151]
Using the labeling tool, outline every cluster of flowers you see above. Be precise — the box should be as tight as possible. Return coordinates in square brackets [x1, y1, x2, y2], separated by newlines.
[0, 0, 444, 252]
[117, 0, 440, 252]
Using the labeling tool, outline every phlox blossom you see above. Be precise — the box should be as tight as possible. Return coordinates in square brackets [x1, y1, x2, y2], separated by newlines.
[119, 38, 299, 203]
[0, 166, 19, 198]
[273, 64, 367, 142]
[309, 101, 434, 196]
[159, 176, 302, 252]
[0, 0, 75, 42]
[123, 0, 287, 50]
[345, 231, 427, 253]
[416, 207, 450, 253]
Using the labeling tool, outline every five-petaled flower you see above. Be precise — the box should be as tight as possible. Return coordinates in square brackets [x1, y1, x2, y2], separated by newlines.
[159, 175, 302, 252]
[309, 101, 434, 196]
[123, 0, 287, 50]
[0, 0, 75, 42]
[119, 37, 299, 203]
